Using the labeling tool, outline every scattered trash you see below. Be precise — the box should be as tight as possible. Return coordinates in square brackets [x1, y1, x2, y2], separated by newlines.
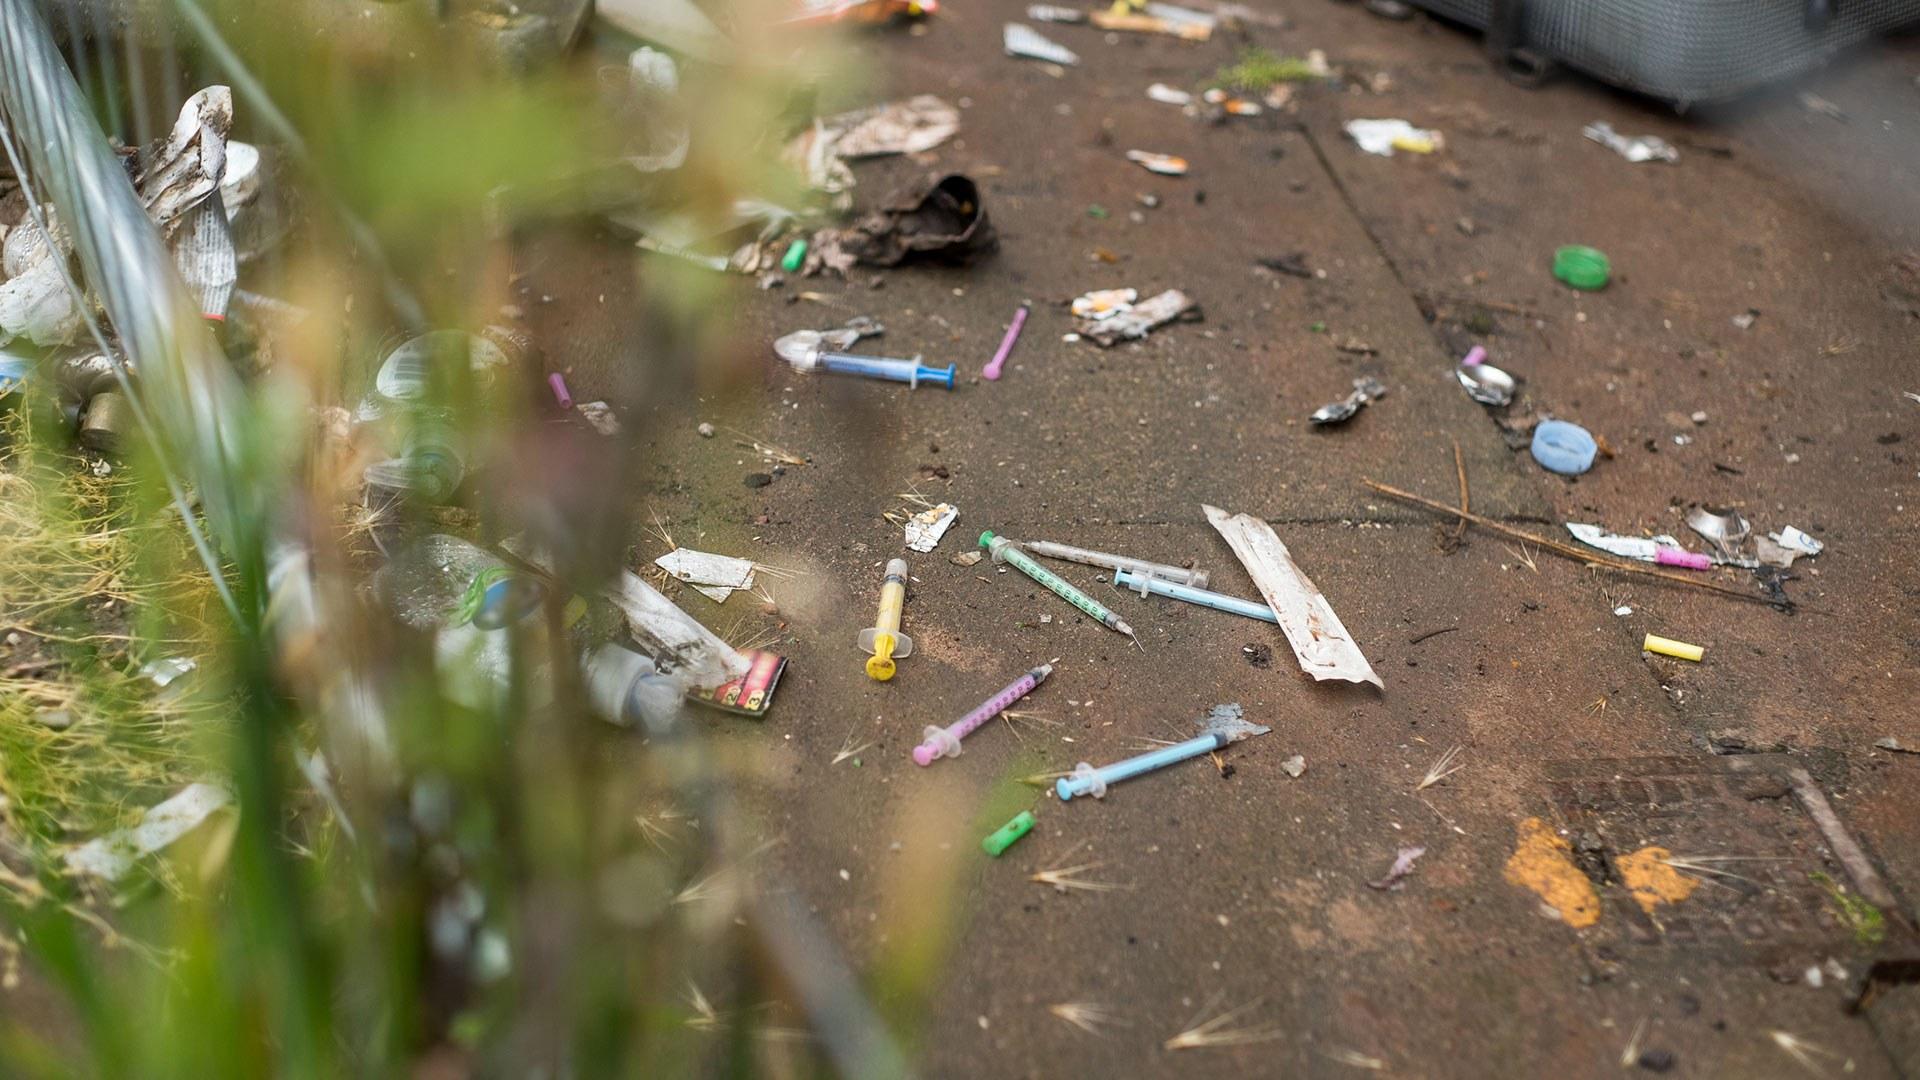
[582, 643, 682, 732]
[982, 530, 1137, 640]
[1147, 83, 1194, 106]
[982, 810, 1038, 856]
[859, 558, 913, 680]
[598, 0, 730, 61]
[1075, 288, 1199, 347]
[1090, 2, 1216, 39]
[1115, 567, 1275, 624]
[599, 567, 753, 691]
[1761, 526, 1823, 569]
[65, 782, 232, 881]
[577, 401, 620, 436]
[1281, 754, 1306, 778]
[1875, 736, 1917, 754]
[371, 330, 512, 405]
[1565, 523, 1690, 563]
[813, 173, 997, 269]
[654, 548, 757, 603]
[791, 95, 961, 170]
[0, 350, 32, 396]
[774, 331, 956, 389]
[1366, 845, 1426, 891]
[1731, 308, 1760, 330]
[951, 550, 984, 567]
[1345, 119, 1441, 156]
[1581, 121, 1679, 164]
[1310, 376, 1388, 426]
[1072, 288, 1138, 321]
[1642, 633, 1704, 662]
[79, 391, 132, 454]
[139, 656, 198, 689]
[1204, 504, 1382, 687]
[982, 304, 1029, 380]
[1003, 22, 1080, 65]
[915, 664, 1052, 765]
[1529, 419, 1597, 475]
[1456, 346, 1516, 406]
[547, 372, 573, 410]
[1503, 816, 1600, 927]
[1025, 3, 1085, 21]
[1022, 539, 1208, 588]
[1552, 245, 1611, 291]
[1200, 87, 1262, 115]
[689, 648, 789, 718]
[1056, 703, 1268, 801]
[785, 0, 937, 27]
[903, 502, 959, 551]
[1684, 505, 1751, 564]
[697, 421, 716, 438]
[781, 239, 808, 273]
[1365, 479, 1785, 608]
[1125, 150, 1190, 176]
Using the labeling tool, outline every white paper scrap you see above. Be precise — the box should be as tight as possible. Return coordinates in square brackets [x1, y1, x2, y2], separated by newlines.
[1565, 523, 1684, 563]
[1004, 23, 1080, 65]
[65, 783, 231, 881]
[1204, 504, 1381, 688]
[904, 503, 959, 552]
[1344, 118, 1440, 157]
[655, 548, 757, 603]
[1771, 526, 1823, 557]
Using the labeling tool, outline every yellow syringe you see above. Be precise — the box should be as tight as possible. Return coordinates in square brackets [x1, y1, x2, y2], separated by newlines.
[858, 558, 914, 680]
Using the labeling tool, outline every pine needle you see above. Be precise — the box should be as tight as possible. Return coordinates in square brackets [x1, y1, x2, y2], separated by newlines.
[1417, 745, 1465, 790]
[1620, 1016, 1648, 1067]
[1049, 1002, 1126, 1036]
[831, 729, 872, 766]
[1321, 1047, 1388, 1071]
[1163, 996, 1282, 1051]
[1769, 1030, 1847, 1076]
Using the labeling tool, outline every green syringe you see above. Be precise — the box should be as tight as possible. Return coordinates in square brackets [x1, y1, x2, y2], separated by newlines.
[980, 531, 1136, 641]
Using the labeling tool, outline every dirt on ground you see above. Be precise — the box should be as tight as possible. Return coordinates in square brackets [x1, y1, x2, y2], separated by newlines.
[516, 4, 1920, 1075]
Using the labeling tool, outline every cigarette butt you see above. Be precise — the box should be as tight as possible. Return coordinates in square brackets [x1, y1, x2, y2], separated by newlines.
[1642, 633, 1703, 662]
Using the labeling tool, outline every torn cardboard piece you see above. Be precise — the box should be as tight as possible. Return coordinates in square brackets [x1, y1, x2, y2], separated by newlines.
[1203, 504, 1381, 688]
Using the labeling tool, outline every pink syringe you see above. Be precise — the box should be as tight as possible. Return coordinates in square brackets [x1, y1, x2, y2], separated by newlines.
[913, 664, 1053, 766]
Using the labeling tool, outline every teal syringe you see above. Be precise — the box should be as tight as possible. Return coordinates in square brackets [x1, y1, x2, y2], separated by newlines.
[980, 531, 1135, 641]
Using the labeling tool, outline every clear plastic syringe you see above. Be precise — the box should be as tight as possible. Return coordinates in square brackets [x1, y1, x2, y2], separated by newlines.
[1014, 539, 1208, 590]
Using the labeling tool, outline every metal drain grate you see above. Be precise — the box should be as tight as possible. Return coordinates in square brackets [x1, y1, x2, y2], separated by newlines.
[1545, 755, 1898, 959]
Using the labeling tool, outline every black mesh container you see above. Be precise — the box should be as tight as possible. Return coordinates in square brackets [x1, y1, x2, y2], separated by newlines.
[1409, 0, 1920, 106]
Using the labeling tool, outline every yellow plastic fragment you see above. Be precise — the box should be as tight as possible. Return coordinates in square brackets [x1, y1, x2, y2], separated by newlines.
[1642, 633, 1704, 662]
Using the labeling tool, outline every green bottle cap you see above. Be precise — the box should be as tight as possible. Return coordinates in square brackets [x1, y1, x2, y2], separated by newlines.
[1553, 245, 1610, 291]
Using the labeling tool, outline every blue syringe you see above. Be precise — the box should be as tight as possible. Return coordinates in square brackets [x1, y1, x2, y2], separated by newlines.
[1056, 704, 1269, 801]
[774, 330, 956, 390]
[1113, 567, 1277, 624]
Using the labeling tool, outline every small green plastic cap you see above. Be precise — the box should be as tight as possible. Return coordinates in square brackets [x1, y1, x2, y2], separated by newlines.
[978, 529, 997, 550]
[1553, 245, 1611, 291]
[982, 811, 1036, 857]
